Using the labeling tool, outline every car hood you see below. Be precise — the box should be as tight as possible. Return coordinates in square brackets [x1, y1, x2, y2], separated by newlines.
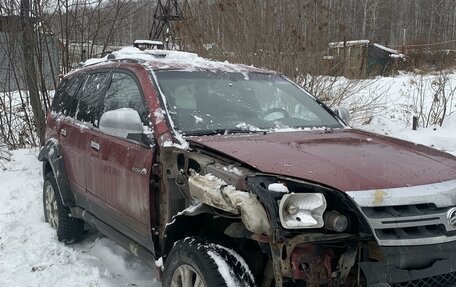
[187, 129, 456, 192]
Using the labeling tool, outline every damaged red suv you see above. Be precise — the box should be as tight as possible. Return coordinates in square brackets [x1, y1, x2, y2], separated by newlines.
[39, 46, 456, 287]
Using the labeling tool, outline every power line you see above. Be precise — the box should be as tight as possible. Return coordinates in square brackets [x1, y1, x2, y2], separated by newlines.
[389, 39, 456, 48]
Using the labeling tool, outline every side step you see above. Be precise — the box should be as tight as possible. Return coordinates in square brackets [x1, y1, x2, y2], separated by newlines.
[71, 207, 156, 268]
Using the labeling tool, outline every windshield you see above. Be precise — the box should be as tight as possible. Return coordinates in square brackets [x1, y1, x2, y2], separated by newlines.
[155, 70, 342, 135]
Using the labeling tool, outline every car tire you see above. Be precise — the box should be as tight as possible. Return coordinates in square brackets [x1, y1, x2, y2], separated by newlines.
[163, 237, 256, 287]
[43, 172, 84, 243]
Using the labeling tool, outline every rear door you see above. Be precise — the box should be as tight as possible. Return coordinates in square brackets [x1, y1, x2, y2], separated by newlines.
[52, 74, 89, 197]
[68, 72, 110, 204]
[86, 70, 155, 250]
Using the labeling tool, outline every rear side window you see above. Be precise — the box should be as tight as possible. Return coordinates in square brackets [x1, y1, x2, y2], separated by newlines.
[75, 72, 110, 125]
[103, 72, 149, 125]
[51, 75, 82, 116]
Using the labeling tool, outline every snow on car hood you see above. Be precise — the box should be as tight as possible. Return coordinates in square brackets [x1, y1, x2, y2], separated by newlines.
[187, 129, 456, 192]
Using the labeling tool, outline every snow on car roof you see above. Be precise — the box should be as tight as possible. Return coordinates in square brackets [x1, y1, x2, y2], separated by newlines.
[82, 46, 273, 74]
[133, 39, 164, 45]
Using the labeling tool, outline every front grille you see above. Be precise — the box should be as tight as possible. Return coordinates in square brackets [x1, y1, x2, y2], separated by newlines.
[391, 271, 456, 287]
[361, 204, 456, 245]
[362, 203, 444, 218]
[346, 180, 456, 246]
[375, 224, 447, 241]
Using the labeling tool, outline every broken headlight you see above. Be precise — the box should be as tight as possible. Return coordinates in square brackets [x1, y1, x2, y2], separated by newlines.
[279, 193, 326, 229]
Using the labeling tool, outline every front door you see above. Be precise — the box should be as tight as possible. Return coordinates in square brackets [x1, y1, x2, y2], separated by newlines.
[86, 70, 155, 250]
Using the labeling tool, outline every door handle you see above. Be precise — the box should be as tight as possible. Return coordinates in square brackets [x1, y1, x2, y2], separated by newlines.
[60, 129, 67, 137]
[90, 140, 100, 151]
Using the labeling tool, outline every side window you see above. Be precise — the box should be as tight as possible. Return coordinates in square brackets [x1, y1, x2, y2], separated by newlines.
[103, 72, 149, 125]
[75, 72, 109, 125]
[51, 79, 69, 113]
[51, 75, 82, 116]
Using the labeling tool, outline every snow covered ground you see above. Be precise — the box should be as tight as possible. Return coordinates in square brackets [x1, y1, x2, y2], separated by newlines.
[0, 71, 455, 286]
[362, 112, 456, 156]
[347, 72, 456, 156]
[0, 150, 160, 287]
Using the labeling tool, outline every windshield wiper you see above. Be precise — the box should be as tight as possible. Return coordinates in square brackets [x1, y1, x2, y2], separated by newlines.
[184, 129, 266, 136]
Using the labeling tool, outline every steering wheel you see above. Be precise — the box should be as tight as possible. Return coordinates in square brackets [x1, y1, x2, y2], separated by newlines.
[262, 107, 290, 120]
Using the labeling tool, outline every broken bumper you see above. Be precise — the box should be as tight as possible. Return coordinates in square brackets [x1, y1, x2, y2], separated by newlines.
[361, 241, 456, 286]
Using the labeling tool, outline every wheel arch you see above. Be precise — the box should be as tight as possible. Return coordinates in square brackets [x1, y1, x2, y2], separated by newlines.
[43, 160, 52, 178]
[161, 204, 245, 257]
[38, 139, 75, 207]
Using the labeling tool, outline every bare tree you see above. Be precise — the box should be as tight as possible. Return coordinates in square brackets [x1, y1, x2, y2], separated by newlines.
[411, 70, 456, 128]
[20, 0, 45, 145]
[1, 0, 456, 150]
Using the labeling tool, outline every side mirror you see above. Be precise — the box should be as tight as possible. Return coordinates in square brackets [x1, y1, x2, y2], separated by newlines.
[334, 107, 351, 125]
[99, 108, 144, 139]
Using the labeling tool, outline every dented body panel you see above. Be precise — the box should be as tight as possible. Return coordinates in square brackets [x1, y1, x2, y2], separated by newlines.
[187, 129, 456, 191]
[188, 172, 272, 235]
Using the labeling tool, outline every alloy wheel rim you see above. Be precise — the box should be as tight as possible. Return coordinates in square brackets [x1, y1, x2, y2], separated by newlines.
[45, 184, 59, 229]
[170, 264, 205, 287]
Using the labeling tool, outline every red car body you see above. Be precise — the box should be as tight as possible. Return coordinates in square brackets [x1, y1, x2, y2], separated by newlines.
[39, 49, 456, 287]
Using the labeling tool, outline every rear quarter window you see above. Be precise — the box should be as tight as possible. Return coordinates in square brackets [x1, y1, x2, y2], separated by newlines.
[51, 75, 82, 116]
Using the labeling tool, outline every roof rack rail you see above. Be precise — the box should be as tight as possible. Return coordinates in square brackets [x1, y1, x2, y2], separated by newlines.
[133, 40, 165, 50]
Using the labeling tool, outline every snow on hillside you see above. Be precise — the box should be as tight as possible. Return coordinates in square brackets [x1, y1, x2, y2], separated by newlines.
[0, 149, 159, 287]
[0, 71, 456, 286]
[364, 113, 456, 156]
[327, 71, 456, 155]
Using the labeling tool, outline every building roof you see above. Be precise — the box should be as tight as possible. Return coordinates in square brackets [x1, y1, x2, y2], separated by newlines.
[372, 43, 400, 54]
[328, 40, 401, 55]
[328, 40, 370, 48]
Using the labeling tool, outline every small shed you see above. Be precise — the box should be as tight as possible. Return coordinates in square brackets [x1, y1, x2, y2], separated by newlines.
[0, 16, 60, 92]
[326, 40, 403, 78]
[0, 16, 22, 33]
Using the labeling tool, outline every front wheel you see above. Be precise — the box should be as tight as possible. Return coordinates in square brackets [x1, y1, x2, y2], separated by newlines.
[163, 237, 255, 287]
[43, 172, 84, 243]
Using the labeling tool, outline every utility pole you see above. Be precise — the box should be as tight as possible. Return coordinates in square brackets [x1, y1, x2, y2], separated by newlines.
[148, 0, 189, 50]
[20, 0, 45, 145]
[402, 25, 407, 53]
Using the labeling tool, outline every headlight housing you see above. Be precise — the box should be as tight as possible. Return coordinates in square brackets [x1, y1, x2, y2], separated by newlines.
[279, 193, 326, 229]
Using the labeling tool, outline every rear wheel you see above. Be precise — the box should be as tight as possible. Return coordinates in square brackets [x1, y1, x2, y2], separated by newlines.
[43, 172, 84, 243]
[163, 237, 255, 287]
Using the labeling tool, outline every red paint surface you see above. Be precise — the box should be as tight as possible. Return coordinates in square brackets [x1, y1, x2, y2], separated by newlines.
[188, 129, 456, 191]
[47, 63, 158, 236]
